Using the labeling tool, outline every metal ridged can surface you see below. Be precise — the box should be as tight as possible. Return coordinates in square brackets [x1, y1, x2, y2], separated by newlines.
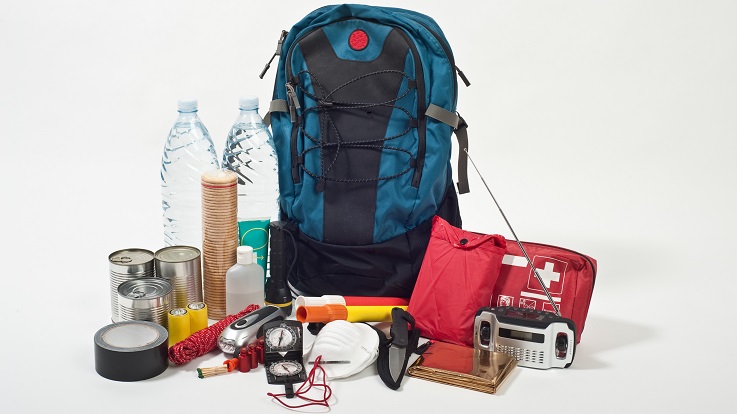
[117, 277, 172, 328]
[154, 246, 203, 309]
[108, 248, 155, 322]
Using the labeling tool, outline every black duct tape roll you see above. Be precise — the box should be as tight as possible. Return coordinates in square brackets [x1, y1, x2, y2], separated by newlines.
[94, 320, 169, 381]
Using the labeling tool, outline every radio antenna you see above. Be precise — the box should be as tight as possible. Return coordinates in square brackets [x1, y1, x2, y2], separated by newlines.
[464, 148, 561, 316]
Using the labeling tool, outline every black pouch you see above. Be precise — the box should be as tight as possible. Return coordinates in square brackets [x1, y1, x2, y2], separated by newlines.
[369, 308, 421, 390]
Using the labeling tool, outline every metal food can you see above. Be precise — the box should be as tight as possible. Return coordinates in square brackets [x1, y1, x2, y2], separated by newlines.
[108, 248, 155, 322]
[154, 246, 203, 309]
[117, 277, 172, 328]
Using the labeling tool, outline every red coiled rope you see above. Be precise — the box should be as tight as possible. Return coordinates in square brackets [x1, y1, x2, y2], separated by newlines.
[168, 304, 260, 365]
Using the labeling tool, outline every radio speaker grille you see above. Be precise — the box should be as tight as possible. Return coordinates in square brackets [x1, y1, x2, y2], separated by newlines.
[497, 345, 545, 364]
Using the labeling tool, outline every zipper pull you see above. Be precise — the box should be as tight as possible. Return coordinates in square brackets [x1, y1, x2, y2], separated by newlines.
[285, 82, 300, 123]
[456, 66, 471, 87]
[259, 30, 288, 79]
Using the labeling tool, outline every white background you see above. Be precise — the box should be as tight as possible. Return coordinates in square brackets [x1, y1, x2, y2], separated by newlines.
[2, 0, 735, 412]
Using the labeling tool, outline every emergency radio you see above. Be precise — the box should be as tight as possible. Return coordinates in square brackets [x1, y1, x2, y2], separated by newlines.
[465, 150, 578, 369]
[474, 306, 575, 369]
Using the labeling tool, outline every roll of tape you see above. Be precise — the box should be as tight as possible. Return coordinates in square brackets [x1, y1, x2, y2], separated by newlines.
[94, 320, 169, 382]
[187, 302, 208, 334]
[167, 308, 191, 347]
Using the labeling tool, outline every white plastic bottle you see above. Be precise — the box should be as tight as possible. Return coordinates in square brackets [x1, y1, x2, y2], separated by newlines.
[161, 98, 220, 247]
[226, 245, 265, 314]
[222, 96, 280, 222]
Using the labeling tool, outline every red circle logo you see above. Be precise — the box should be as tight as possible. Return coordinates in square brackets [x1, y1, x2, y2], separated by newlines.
[349, 29, 369, 51]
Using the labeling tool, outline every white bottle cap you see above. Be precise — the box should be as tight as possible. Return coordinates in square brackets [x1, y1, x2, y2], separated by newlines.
[177, 98, 198, 113]
[236, 245, 254, 265]
[238, 96, 259, 110]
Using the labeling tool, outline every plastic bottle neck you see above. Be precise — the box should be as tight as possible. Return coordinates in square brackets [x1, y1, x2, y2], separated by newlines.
[177, 110, 199, 121]
[235, 108, 264, 125]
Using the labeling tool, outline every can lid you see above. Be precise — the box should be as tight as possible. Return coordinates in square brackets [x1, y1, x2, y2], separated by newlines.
[118, 277, 172, 299]
[170, 308, 188, 316]
[109, 249, 155, 274]
[154, 246, 201, 263]
[109, 248, 154, 266]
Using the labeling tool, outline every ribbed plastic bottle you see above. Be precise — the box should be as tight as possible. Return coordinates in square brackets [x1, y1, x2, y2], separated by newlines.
[161, 98, 220, 247]
[222, 96, 280, 222]
[226, 246, 265, 314]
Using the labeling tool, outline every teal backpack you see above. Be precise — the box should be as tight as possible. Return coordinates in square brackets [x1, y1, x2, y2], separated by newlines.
[262, 4, 471, 297]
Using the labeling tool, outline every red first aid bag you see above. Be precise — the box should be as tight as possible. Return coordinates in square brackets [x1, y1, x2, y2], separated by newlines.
[408, 216, 598, 346]
[408, 216, 507, 347]
[493, 241, 597, 344]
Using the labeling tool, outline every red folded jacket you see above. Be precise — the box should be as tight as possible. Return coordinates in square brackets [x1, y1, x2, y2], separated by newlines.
[408, 216, 507, 347]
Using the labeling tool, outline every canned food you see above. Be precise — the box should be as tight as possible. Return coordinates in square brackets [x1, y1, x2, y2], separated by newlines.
[154, 246, 203, 308]
[108, 248, 155, 322]
[117, 277, 172, 328]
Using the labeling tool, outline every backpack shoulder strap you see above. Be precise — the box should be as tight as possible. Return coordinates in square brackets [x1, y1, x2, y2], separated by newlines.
[263, 99, 289, 127]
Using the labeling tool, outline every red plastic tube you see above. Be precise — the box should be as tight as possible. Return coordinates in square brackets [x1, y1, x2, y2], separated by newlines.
[342, 296, 409, 307]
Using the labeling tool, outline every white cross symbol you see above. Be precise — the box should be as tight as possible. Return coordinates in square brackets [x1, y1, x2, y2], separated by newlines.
[536, 262, 560, 288]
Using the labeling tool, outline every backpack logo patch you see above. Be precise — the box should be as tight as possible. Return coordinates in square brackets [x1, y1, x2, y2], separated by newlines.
[348, 29, 369, 51]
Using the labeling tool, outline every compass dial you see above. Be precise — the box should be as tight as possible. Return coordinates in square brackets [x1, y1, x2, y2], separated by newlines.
[268, 360, 303, 377]
[265, 324, 298, 352]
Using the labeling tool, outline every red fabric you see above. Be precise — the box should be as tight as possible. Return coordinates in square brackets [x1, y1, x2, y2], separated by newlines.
[348, 29, 369, 50]
[343, 296, 408, 307]
[408, 216, 506, 347]
[492, 241, 597, 344]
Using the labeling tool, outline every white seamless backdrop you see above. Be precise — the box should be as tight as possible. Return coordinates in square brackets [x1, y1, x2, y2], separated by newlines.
[1, 1, 735, 412]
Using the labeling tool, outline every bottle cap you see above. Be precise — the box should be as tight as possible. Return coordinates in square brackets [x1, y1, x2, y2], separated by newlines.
[177, 98, 198, 113]
[238, 96, 259, 110]
[236, 246, 254, 265]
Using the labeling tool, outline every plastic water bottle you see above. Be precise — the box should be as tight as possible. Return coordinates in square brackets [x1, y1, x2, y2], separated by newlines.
[161, 98, 220, 247]
[222, 96, 280, 222]
[226, 245, 265, 314]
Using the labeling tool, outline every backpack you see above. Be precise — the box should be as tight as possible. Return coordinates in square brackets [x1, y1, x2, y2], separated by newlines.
[262, 4, 471, 298]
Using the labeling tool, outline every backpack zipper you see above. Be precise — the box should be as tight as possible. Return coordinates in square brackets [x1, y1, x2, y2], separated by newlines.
[259, 30, 288, 79]
[409, 20, 470, 102]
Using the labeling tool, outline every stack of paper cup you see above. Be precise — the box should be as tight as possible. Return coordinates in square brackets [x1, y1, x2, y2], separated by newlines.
[201, 169, 239, 320]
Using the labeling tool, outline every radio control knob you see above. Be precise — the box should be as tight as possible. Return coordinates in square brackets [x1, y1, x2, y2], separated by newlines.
[555, 333, 568, 359]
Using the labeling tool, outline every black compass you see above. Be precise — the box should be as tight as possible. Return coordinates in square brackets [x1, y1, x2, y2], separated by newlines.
[261, 320, 306, 398]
